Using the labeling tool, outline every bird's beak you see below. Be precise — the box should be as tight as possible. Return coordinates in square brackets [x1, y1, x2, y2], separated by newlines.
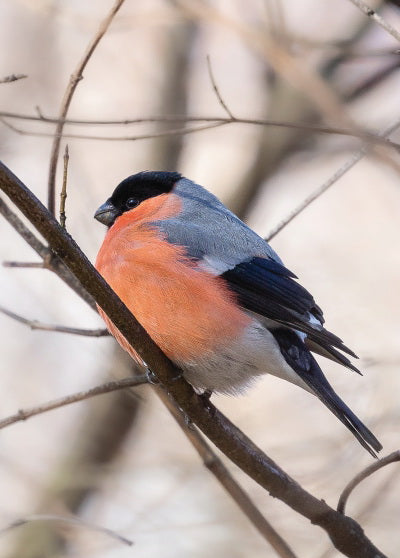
[94, 200, 119, 227]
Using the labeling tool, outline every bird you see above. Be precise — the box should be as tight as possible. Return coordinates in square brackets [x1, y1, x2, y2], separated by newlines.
[94, 170, 382, 457]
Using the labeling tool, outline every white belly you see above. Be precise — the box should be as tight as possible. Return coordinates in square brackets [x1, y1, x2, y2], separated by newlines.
[179, 320, 309, 395]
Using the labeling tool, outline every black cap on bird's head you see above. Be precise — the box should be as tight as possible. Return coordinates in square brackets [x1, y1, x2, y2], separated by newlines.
[94, 171, 182, 227]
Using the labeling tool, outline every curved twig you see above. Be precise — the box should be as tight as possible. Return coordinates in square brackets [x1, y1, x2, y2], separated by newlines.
[0, 375, 148, 430]
[0, 513, 133, 546]
[338, 450, 400, 514]
[47, 0, 125, 215]
[1, 112, 400, 151]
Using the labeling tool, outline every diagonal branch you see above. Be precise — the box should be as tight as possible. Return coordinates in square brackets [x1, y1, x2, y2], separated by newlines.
[206, 55, 236, 119]
[348, 0, 400, 42]
[0, 162, 387, 557]
[47, 0, 125, 215]
[266, 115, 400, 240]
[156, 385, 298, 558]
[0, 196, 97, 311]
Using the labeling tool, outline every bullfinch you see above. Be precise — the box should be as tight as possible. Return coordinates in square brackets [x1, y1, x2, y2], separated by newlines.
[94, 171, 382, 457]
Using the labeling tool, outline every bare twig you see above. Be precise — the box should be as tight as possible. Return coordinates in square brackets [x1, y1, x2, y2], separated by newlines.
[60, 144, 69, 228]
[0, 161, 387, 558]
[337, 451, 400, 514]
[348, 0, 400, 42]
[0, 375, 148, 430]
[0, 196, 97, 311]
[47, 0, 125, 215]
[156, 386, 297, 558]
[206, 55, 235, 119]
[2, 118, 226, 142]
[3, 261, 44, 268]
[0, 74, 27, 84]
[320, 465, 400, 558]
[266, 115, 400, 241]
[0, 304, 109, 337]
[1, 111, 400, 151]
[0, 514, 133, 546]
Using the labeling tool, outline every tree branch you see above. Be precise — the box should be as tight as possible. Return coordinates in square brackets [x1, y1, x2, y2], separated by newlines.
[0, 74, 27, 84]
[348, 0, 400, 42]
[0, 375, 148, 430]
[0, 196, 97, 311]
[47, 0, 125, 214]
[0, 162, 387, 557]
[337, 451, 400, 514]
[266, 114, 400, 240]
[1, 111, 400, 151]
[156, 385, 297, 558]
[206, 55, 236, 119]
[0, 304, 109, 337]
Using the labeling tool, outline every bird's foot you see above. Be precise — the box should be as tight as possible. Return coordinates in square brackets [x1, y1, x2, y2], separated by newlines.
[145, 368, 159, 385]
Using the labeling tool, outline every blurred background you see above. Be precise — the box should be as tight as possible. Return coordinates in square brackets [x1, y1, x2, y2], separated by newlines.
[1, 1, 400, 556]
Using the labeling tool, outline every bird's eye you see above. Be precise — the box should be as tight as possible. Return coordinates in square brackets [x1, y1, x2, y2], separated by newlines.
[126, 197, 139, 209]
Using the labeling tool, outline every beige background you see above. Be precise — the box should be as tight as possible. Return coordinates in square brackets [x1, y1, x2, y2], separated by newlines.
[0, 1, 399, 556]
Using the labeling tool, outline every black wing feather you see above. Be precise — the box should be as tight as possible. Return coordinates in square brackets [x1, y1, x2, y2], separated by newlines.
[272, 329, 381, 456]
[221, 256, 357, 363]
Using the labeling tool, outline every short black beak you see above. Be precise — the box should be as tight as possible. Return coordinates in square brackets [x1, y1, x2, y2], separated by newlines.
[94, 200, 119, 227]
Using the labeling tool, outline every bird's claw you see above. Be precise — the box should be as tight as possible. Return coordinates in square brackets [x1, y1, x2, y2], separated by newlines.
[145, 368, 159, 385]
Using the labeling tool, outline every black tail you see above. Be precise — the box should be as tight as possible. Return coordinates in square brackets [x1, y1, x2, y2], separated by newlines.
[305, 369, 382, 457]
[272, 328, 382, 457]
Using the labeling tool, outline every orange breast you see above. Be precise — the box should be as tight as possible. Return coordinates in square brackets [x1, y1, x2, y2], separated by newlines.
[95, 193, 250, 363]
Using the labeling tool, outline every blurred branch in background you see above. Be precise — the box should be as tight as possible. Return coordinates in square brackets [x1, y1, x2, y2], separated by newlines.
[0, 74, 27, 84]
[4, 347, 142, 558]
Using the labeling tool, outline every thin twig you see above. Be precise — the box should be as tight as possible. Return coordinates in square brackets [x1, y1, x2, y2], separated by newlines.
[60, 144, 69, 228]
[156, 386, 298, 558]
[0, 375, 148, 430]
[2, 119, 227, 142]
[337, 451, 400, 514]
[0, 161, 387, 558]
[320, 465, 400, 558]
[0, 513, 133, 546]
[266, 115, 400, 241]
[206, 55, 235, 118]
[3, 261, 44, 268]
[0, 74, 27, 84]
[348, 0, 400, 42]
[0, 196, 98, 311]
[0, 304, 109, 337]
[47, 0, 125, 215]
[1, 112, 400, 151]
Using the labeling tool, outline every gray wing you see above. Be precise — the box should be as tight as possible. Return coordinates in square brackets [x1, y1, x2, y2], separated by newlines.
[152, 177, 281, 269]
